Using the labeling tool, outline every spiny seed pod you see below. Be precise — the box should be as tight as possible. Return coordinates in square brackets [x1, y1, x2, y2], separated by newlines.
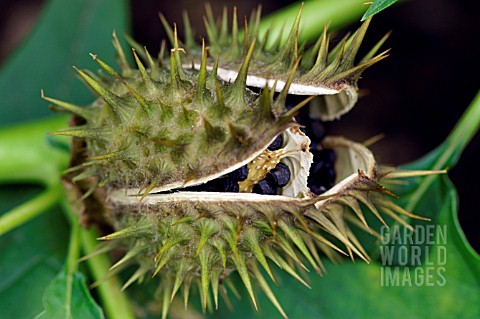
[45, 5, 442, 319]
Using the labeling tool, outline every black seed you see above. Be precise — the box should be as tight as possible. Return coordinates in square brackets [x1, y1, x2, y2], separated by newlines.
[310, 158, 326, 174]
[222, 178, 239, 192]
[318, 167, 336, 188]
[267, 162, 291, 187]
[267, 135, 283, 151]
[286, 93, 331, 145]
[308, 148, 337, 195]
[310, 185, 327, 195]
[202, 184, 220, 192]
[319, 148, 336, 163]
[311, 149, 336, 166]
[252, 179, 278, 195]
[308, 120, 328, 141]
[285, 95, 306, 111]
[188, 179, 222, 192]
[227, 165, 248, 181]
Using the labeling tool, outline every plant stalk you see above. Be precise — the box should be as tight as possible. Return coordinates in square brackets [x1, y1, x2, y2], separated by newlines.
[406, 90, 480, 211]
[0, 115, 70, 186]
[0, 184, 63, 236]
[64, 202, 81, 318]
[261, 0, 367, 45]
[79, 223, 136, 319]
[61, 197, 135, 319]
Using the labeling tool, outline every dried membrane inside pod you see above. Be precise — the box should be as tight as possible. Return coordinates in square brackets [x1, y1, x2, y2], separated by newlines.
[45, 4, 442, 319]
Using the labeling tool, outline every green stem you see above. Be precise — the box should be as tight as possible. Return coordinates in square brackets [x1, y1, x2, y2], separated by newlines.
[0, 115, 70, 186]
[406, 90, 480, 211]
[0, 184, 63, 236]
[65, 210, 81, 274]
[437, 90, 480, 169]
[64, 202, 81, 319]
[61, 198, 135, 319]
[80, 225, 136, 319]
[62, 198, 135, 319]
[261, 0, 367, 44]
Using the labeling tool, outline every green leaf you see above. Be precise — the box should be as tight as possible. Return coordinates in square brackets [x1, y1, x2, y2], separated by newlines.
[34, 197, 104, 319]
[0, 0, 130, 126]
[361, 0, 398, 21]
[35, 270, 104, 319]
[0, 186, 69, 319]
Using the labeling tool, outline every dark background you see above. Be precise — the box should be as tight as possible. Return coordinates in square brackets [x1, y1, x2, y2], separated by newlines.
[1, 0, 479, 251]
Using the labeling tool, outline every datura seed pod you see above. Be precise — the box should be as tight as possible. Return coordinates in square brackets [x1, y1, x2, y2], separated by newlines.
[45, 4, 443, 319]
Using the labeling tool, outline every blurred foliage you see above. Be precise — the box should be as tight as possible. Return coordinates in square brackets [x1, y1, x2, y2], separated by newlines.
[0, 0, 478, 318]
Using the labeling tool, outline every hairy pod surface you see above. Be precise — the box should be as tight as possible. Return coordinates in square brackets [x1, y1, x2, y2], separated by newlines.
[46, 5, 441, 319]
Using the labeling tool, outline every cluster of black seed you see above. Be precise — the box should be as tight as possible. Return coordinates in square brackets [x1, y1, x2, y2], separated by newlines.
[185, 135, 291, 194]
[252, 135, 291, 195]
[308, 148, 336, 195]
